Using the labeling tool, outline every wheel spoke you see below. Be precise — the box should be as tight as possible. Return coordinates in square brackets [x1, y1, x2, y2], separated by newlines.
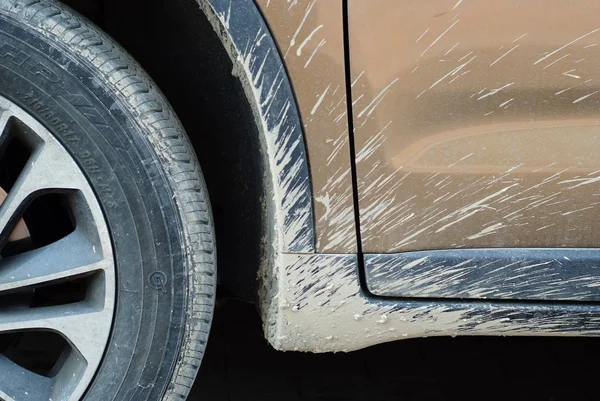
[0, 142, 87, 239]
[0, 110, 14, 141]
[0, 355, 51, 401]
[0, 304, 107, 364]
[0, 231, 108, 294]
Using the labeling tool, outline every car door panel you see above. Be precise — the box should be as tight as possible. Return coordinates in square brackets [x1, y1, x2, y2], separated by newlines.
[349, 0, 600, 253]
[348, 0, 600, 301]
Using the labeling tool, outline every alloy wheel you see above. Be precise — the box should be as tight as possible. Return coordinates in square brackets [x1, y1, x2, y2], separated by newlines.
[0, 95, 115, 401]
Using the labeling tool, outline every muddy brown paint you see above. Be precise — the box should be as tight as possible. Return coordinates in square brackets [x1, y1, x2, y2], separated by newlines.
[201, 0, 600, 353]
[257, 0, 357, 253]
[349, 0, 600, 252]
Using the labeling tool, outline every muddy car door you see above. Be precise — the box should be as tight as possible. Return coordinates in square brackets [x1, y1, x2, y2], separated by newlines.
[348, 0, 600, 300]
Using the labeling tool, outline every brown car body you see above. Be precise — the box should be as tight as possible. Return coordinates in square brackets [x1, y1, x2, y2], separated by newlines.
[196, 0, 600, 352]
[261, 0, 600, 253]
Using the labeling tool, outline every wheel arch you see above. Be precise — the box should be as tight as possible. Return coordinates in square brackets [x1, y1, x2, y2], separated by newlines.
[195, 0, 316, 254]
[63, 0, 318, 301]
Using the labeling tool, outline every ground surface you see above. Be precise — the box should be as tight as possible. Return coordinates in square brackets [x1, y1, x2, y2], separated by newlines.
[191, 300, 598, 401]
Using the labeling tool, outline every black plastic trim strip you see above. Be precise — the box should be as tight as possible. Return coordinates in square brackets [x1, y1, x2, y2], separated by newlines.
[201, 0, 316, 253]
[366, 248, 600, 302]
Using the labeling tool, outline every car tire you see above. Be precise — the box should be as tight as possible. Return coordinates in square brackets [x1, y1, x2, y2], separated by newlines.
[0, 1, 216, 400]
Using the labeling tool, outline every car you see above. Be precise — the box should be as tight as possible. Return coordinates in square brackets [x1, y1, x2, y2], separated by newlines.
[1, 0, 599, 400]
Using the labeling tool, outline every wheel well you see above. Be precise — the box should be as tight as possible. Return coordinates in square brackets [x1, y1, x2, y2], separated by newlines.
[60, 0, 267, 302]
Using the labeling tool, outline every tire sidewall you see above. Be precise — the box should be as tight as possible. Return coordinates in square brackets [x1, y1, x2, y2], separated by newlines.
[0, 14, 188, 401]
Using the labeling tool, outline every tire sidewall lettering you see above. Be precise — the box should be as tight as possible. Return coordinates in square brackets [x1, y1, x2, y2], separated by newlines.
[0, 17, 183, 400]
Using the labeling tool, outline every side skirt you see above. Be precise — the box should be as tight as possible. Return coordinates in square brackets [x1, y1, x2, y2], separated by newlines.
[266, 253, 600, 352]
